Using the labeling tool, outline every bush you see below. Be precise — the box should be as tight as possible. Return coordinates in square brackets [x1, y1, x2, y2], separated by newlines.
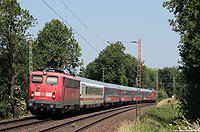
[0, 101, 12, 120]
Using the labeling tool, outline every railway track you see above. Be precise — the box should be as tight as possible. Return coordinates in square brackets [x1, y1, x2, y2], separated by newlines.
[0, 116, 35, 125]
[0, 103, 155, 132]
[0, 116, 52, 132]
[40, 103, 155, 132]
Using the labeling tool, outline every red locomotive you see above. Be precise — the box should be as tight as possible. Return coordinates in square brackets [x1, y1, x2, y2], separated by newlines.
[27, 68, 80, 115]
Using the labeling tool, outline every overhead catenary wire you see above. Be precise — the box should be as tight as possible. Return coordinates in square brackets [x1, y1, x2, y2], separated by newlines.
[59, 0, 107, 47]
[42, 0, 99, 54]
[34, 40, 70, 64]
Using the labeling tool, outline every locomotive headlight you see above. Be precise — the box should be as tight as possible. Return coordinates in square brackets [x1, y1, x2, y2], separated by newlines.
[31, 94, 34, 98]
[31, 90, 34, 98]
[52, 91, 56, 99]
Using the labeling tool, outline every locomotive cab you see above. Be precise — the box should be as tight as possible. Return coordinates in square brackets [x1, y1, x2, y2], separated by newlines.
[27, 71, 62, 115]
[27, 68, 80, 116]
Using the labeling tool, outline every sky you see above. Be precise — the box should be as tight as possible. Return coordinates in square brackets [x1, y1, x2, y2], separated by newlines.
[18, 0, 181, 69]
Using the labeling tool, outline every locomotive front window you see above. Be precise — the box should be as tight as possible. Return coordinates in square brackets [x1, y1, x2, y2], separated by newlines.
[32, 75, 43, 84]
[47, 76, 58, 84]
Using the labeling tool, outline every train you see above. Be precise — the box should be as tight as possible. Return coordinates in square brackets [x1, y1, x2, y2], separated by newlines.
[27, 67, 157, 116]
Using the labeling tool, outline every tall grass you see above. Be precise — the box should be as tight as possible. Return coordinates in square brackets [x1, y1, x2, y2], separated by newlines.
[118, 118, 167, 132]
[118, 98, 200, 132]
[118, 98, 179, 132]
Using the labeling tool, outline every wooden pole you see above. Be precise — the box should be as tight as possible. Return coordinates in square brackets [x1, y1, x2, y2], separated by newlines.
[29, 40, 33, 73]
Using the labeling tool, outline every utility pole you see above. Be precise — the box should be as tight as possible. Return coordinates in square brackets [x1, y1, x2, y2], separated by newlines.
[163, 84, 164, 99]
[156, 69, 159, 94]
[135, 77, 138, 118]
[29, 40, 33, 73]
[173, 77, 176, 99]
[137, 39, 141, 89]
[102, 67, 105, 82]
[136, 39, 141, 118]
[135, 78, 137, 87]
[107, 39, 141, 117]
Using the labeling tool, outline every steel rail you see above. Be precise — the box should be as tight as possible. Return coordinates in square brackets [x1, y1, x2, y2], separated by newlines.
[0, 118, 51, 131]
[40, 103, 156, 132]
[74, 103, 154, 132]
[0, 116, 35, 125]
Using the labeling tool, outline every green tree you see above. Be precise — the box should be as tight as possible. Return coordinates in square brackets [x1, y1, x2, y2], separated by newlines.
[82, 42, 155, 89]
[142, 67, 156, 89]
[98, 42, 127, 85]
[83, 42, 128, 85]
[34, 19, 82, 74]
[163, 0, 200, 121]
[0, 0, 36, 118]
[124, 54, 137, 87]
[158, 67, 179, 97]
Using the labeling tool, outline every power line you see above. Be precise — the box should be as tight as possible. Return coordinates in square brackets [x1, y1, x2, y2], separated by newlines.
[42, 0, 99, 53]
[81, 54, 91, 61]
[34, 40, 69, 64]
[60, 0, 107, 46]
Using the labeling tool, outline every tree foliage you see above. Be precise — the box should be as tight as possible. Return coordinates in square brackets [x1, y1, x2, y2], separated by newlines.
[163, 0, 200, 121]
[33, 19, 82, 74]
[158, 67, 178, 97]
[142, 66, 156, 89]
[81, 42, 156, 88]
[0, 0, 36, 118]
[82, 42, 129, 85]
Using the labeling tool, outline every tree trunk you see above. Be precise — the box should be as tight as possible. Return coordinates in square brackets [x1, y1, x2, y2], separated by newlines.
[10, 72, 18, 118]
[10, 100, 17, 118]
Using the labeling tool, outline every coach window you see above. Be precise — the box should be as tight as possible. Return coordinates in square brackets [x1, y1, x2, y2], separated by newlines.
[32, 75, 43, 84]
[86, 86, 89, 94]
[77, 81, 80, 88]
[105, 88, 110, 95]
[71, 80, 74, 88]
[47, 76, 58, 84]
[66, 78, 69, 87]
[73, 80, 76, 88]
[149, 92, 152, 96]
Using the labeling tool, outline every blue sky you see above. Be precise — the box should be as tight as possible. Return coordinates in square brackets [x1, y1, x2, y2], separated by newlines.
[18, 0, 180, 69]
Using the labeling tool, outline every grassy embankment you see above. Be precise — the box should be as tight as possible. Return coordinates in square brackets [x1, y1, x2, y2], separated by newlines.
[118, 98, 200, 132]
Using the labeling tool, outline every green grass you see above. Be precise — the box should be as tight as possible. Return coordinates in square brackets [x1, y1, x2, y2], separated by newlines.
[118, 98, 179, 132]
[119, 98, 200, 132]
[118, 119, 164, 132]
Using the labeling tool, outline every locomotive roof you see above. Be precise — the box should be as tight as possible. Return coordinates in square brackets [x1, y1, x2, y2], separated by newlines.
[31, 71, 80, 80]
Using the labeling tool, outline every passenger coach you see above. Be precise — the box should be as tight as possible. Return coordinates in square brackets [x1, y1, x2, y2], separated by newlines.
[79, 77, 104, 107]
